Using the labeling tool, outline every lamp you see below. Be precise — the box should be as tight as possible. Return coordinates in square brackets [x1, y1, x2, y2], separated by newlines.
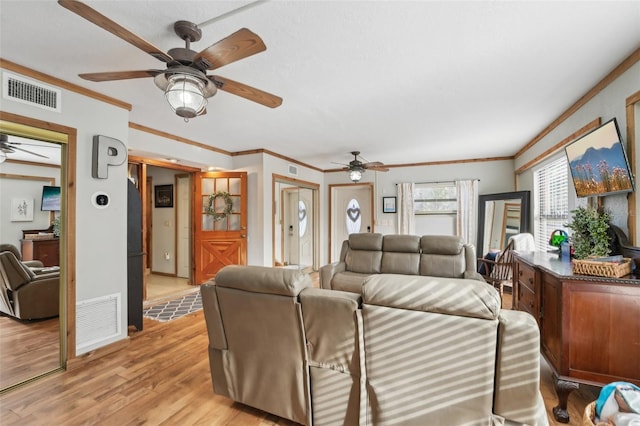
[154, 68, 217, 120]
[349, 168, 363, 183]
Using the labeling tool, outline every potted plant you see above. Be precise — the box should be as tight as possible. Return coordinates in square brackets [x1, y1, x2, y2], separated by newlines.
[52, 216, 61, 238]
[566, 206, 611, 259]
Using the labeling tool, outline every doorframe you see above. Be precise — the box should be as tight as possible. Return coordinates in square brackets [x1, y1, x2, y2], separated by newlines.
[272, 174, 320, 271]
[128, 156, 199, 297]
[328, 182, 374, 262]
[175, 173, 191, 281]
[0, 111, 77, 367]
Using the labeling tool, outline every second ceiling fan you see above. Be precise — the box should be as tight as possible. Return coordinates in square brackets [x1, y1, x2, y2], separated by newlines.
[336, 151, 389, 182]
[58, 0, 282, 120]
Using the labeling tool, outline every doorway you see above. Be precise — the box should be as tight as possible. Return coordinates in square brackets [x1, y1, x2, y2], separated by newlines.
[273, 174, 319, 272]
[128, 158, 198, 302]
[329, 183, 374, 263]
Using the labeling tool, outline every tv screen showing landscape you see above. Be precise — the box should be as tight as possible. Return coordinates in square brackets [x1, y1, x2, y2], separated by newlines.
[41, 185, 61, 211]
[565, 118, 635, 198]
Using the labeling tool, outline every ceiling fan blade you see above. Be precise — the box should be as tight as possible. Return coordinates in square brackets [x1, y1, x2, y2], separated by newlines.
[193, 28, 266, 70]
[79, 70, 163, 82]
[58, 0, 173, 63]
[366, 165, 390, 172]
[211, 76, 282, 108]
[11, 145, 49, 159]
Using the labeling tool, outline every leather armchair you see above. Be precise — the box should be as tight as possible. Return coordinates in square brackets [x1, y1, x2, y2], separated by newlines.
[0, 251, 59, 319]
[0, 243, 44, 268]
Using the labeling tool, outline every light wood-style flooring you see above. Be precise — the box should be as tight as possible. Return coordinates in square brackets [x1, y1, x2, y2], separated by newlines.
[0, 289, 597, 425]
[0, 314, 60, 391]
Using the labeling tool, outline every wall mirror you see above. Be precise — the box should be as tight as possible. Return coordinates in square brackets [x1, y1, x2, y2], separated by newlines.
[272, 174, 319, 272]
[0, 113, 74, 393]
[477, 191, 530, 256]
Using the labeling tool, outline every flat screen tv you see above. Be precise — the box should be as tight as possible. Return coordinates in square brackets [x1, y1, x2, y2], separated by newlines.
[565, 118, 635, 198]
[41, 185, 61, 211]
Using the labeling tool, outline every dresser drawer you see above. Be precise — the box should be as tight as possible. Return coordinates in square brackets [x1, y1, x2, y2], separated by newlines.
[518, 282, 536, 316]
[517, 261, 535, 294]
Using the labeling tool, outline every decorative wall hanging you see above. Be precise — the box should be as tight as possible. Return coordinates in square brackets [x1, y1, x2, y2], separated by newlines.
[383, 196, 397, 213]
[11, 198, 34, 221]
[205, 191, 234, 222]
[154, 184, 174, 208]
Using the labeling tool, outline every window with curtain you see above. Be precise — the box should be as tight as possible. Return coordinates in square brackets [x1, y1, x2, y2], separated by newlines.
[413, 182, 457, 215]
[534, 157, 569, 251]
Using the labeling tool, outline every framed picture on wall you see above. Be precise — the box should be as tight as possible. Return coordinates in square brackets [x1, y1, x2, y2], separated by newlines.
[382, 196, 397, 213]
[154, 184, 174, 208]
[11, 198, 34, 221]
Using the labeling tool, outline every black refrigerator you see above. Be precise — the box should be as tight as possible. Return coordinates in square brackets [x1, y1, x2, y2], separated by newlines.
[127, 179, 143, 330]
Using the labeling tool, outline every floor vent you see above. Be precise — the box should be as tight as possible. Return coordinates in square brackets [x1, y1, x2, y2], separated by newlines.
[2, 71, 61, 112]
[76, 293, 121, 353]
[288, 164, 298, 176]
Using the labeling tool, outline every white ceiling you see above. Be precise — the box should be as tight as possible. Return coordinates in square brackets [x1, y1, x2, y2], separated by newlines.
[1, 1, 639, 170]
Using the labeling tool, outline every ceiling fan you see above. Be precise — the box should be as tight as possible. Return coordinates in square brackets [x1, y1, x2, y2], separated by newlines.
[335, 151, 390, 182]
[0, 134, 50, 163]
[57, 0, 282, 120]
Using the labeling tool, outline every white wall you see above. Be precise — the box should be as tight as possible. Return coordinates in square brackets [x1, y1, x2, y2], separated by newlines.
[1, 66, 130, 354]
[516, 61, 640, 238]
[324, 158, 515, 236]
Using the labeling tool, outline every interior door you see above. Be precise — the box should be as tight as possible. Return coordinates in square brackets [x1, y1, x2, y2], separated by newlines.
[194, 171, 247, 284]
[330, 184, 373, 262]
[176, 174, 190, 280]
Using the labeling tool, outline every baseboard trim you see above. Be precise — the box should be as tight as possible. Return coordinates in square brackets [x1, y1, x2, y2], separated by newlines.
[66, 337, 130, 371]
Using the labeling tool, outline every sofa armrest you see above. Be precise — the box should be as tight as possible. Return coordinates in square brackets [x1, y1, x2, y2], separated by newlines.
[464, 270, 485, 281]
[319, 262, 345, 289]
[495, 310, 548, 426]
[299, 287, 364, 426]
[23, 260, 44, 268]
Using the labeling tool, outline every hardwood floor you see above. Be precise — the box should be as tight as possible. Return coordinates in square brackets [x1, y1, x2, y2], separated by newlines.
[0, 290, 597, 425]
[0, 314, 60, 391]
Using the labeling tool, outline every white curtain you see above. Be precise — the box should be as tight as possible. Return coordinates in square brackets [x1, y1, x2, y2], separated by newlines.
[397, 182, 415, 235]
[456, 179, 478, 245]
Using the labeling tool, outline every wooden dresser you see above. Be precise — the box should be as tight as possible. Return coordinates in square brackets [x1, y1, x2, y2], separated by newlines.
[514, 252, 640, 423]
[20, 228, 60, 267]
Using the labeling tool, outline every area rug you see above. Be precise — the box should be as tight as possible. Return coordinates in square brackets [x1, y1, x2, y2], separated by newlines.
[143, 291, 202, 322]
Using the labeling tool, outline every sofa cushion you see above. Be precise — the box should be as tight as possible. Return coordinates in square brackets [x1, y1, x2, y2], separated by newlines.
[214, 265, 312, 296]
[381, 235, 420, 275]
[420, 235, 463, 255]
[419, 235, 467, 278]
[331, 271, 371, 293]
[349, 233, 383, 250]
[362, 274, 500, 320]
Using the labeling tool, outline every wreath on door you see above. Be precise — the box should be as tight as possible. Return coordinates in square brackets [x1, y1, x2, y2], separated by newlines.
[205, 191, 234, 222]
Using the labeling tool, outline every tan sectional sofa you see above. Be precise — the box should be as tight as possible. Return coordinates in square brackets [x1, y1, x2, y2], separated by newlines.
[202, 265, 548, 426]
[320, 233, 484, 293]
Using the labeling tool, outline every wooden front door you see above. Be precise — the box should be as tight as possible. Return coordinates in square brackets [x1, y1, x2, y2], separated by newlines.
[194, 172, 248, 284]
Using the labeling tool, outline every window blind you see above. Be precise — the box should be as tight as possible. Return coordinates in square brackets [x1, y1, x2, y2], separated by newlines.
[534, 157, 569, 252]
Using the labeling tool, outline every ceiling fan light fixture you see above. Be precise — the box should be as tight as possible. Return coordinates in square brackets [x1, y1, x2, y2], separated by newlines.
[349, 168, 363, 183]
[164, 74, 212, 119]
[0, 151, 6, 164]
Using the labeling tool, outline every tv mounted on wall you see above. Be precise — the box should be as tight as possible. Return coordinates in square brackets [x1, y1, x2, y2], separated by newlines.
[41, 185, 61, 211]
[565, 118, 635, 198]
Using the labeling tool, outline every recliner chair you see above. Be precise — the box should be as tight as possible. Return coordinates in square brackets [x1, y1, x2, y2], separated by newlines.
[0, 243, 44, 268]
[0, 250, 59, 319]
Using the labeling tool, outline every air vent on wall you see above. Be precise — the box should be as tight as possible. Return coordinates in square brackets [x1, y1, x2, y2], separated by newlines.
[76, 293, 121, 354]
[2, 71, 62, 112]
[288, 164, 298, 176]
